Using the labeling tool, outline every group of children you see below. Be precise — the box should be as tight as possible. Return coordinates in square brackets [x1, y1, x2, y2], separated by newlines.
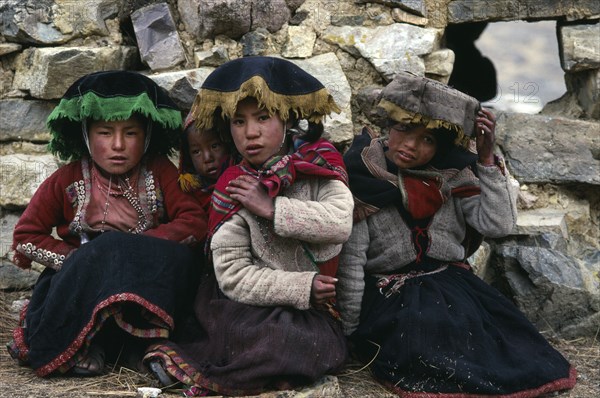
[7, 57, 577, 397]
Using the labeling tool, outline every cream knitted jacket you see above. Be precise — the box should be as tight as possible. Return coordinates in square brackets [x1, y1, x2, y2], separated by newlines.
[211, 178, 354, 310]
[337, 154, 518, 335]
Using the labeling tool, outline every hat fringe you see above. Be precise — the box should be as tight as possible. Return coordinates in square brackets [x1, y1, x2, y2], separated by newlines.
[378, 99, 471, 149]
[178, 173, 202, 192]
[47, 91, 182, 131]
[191, 75, 341, 130]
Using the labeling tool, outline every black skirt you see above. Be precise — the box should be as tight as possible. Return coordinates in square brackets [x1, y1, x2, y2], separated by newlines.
[144, 272, 348, 396]
[350, 261, 576, 397]
[8, 231, 199, 376]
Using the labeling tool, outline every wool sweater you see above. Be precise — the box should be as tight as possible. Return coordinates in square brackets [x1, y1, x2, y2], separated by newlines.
[210, 178, 354, 311]
[336, 144, 518, 335]
[12, 156, 207, 270]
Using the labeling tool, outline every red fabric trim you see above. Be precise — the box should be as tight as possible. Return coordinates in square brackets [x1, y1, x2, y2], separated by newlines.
[451, 185, 481, 198]
[403, 175, 445, 220]
[379, 366, 577, 398]
[319, 256, 339, 278]
[146, 343, 263, 396]
[35, 292, 173, 377]
[9, 302, 31, 362]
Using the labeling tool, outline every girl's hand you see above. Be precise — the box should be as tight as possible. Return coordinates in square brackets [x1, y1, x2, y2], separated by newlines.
[311, 274, 337, 305]
[226, 175, 275, 219]
[475, 108, 496, 166]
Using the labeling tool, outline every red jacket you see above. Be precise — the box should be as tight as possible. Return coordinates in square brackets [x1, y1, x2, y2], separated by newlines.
[12, 156, 207, 270]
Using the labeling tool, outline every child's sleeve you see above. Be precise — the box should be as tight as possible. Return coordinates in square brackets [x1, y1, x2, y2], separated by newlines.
[337, 219, 370, 336]
[143, 157, 208, 244]
[461, 162, 518, 237]
[272, 179, 353, 244]
[12, 168, 77, 270]
[211, 215, 316, 310]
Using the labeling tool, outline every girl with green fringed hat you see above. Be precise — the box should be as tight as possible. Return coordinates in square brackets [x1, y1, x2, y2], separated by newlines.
[7, 70, 207, 380]
[336, 71, 576, 397]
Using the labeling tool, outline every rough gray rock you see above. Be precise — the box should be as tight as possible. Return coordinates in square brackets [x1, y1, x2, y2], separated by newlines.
[0, 260, 39, 290]
[148, 68, 214, 112]
[178, 0, 292, 41]
[131, 2, 186, 71]
[323, 24, 441, 81]
[559, 23, 600, 72]
[448, 0, 600, 23]
[0, 154, 59, 208]
[0, 100, 55, 142]
[0, 0, 120, 45]
[12, 46, 138, 99]
[495, 113, 600, 185]
[495, 244, 599, 338]
[565, 69, 600, 120]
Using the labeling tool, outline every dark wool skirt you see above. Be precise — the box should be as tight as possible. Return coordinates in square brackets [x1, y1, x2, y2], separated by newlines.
[144, 272, 348, 396]
[350, 262, 576, 398]
[8, 231, 199, 376]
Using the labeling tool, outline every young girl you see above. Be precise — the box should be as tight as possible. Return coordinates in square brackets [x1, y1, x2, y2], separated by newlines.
[8, 70, 207, 378]
[143, 56, 354, 396]
[177, 112, 234, 213]
[337, 71, 577, 397]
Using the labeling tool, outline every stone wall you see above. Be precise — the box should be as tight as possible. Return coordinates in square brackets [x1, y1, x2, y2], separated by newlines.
[0, 0, 598, 338]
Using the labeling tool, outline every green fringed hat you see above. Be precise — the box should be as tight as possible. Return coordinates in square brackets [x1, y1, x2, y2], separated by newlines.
[47, 70, 183, 160]
[378, 71, 481, 149]
[190, 56, 341, 130]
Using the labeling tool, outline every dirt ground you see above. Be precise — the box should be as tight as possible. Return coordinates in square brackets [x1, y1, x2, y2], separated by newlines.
[0, 290, 598, 398]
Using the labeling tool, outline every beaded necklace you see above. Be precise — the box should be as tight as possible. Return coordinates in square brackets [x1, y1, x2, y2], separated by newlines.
[92, 166, 147, 234]
[120, 176, 148, 234]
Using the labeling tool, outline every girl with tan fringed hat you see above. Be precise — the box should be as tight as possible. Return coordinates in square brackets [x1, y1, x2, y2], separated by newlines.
[336, 71, 576, 397]
[143, 56, 354, 396]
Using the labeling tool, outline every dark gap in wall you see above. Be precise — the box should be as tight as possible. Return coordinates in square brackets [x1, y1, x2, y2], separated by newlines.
[446, 22, 497, 103]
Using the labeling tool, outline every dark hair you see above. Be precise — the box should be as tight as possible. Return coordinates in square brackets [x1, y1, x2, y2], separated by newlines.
[287, 113, 324, 143]
[430, 127, 458, 159]
[429, 127, 478, 170]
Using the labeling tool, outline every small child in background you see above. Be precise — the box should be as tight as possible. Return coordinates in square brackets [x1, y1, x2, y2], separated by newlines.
[178, 112, 234, 212]
[337, 71, 576, 397]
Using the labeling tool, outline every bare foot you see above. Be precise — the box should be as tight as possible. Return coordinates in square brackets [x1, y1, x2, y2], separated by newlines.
[72, 344, 105, 376]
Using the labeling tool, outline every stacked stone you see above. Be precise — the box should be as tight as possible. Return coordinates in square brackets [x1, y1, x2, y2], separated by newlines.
[0, 0, 598, 340]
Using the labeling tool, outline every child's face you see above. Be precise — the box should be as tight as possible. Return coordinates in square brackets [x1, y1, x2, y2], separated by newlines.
[88, 116, 146, 175]
[385, 123, 437, 169]
[187, 127, 228, 179]
[230, 97, 286, 168]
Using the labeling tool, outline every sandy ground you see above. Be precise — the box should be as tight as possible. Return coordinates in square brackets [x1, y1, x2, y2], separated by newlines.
[0, 290, 598, 398]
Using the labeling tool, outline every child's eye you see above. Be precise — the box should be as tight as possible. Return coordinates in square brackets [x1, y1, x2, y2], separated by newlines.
[191, 149, 200, 155]
[423, 136, 436, 145]
[211, 143, 222, 150]
[126, 130, 142, 136]
[258, 114, 270, 122]
[231, 118, 244, 126]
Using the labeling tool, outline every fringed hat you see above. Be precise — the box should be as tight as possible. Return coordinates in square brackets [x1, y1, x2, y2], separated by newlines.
[47, 70, 183, 161]
[189, 56, 341, 130]
[378, 71, 480, 149]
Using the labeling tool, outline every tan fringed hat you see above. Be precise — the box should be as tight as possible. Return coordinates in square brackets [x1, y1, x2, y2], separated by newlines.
[378, 71, 481, 148]
[190, 56, 340, 130]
